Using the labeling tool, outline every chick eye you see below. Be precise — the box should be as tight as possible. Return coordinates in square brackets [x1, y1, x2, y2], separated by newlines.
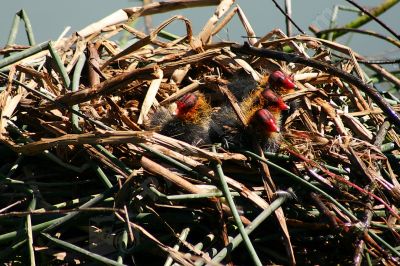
[176, 93, 198, 113]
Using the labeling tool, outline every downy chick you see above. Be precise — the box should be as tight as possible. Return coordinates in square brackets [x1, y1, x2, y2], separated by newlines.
[260, 70, 297, 96]
[147, 93, 212, 146]
[260, 70, 298, 128]
[227, 71, 259, 101]
[209, 104, 280, 151]
[210, 70, 293, 151]
[243, 87, 290, 151]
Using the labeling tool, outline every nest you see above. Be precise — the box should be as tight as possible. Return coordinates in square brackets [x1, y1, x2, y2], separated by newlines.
[0, 1, 399, 265]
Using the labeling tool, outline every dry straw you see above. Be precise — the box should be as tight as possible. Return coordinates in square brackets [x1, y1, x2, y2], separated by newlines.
[0, 0, 399, 265]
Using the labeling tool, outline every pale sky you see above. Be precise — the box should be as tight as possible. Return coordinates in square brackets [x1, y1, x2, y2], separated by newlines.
[0, 0, 399, 58]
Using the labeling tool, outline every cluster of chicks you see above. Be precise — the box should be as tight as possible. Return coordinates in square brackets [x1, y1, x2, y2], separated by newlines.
[147, 70, 296, 152]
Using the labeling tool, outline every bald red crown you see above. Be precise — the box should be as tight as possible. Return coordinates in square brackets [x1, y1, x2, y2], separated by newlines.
[176, 93, 198, 116]
[254, 109, 280, 133]
[269, 70, 296, 90]
[261, 87, 290, 111]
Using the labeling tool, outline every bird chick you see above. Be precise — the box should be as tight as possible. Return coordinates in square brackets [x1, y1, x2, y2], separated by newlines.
[211, 75, 290, 150]
[259, 86, 293, 151]
[251, 108, 282, 152]
[210, 70, 294, 151]
[226, 70, 296, 107]
[209, 105, 280, 151]
[227, 71, 258, 101]
[174, 93, 211, 124]
[261, 86, 290, 111]
[261, 86, 290, 128]
[239, 85, 289, 128]
[147, 93, 212, 146]
[261, 70, 298, 127]
[261, 70, 297, 95]
[251, 109, 280, 135]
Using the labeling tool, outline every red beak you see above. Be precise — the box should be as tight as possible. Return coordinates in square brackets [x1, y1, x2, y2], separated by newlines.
[270, 70, 297, 90]
[282, 77, 296, 90]
[255, 109, 280, 133]
[267, 118, 280, 133]
[261, 87, 290, 111]
[278, 98, 290, 111]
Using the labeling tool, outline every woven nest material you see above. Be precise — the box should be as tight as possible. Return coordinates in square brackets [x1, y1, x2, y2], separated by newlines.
[0, 1, 400, 265]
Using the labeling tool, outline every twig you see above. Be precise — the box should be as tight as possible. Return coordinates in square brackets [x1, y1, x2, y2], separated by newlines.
[0, 41, 49, 70]
[284, 0, 292, 36]
[20, 10, 36, 46]
[212, 146, 262, 266]
[353, 58, 400, 65]
[0, 72, 113, 131]
[314, 27, 400, 48]
[331, 0, 399, 40]
[343, 0, 400, 41]
[270, 0, 305, 34]
[209, 191, 292, 265]
[143, 0, 154, 34]
[332, 52, 400, 64]
[41, 233, 126, 266]
[353, 120, 391, 266]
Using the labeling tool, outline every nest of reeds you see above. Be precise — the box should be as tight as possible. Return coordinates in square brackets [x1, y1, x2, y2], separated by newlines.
[1, 1, 400, 265]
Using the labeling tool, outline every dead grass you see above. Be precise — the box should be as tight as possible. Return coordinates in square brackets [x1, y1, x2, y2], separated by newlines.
[0, 0, 399, 265]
